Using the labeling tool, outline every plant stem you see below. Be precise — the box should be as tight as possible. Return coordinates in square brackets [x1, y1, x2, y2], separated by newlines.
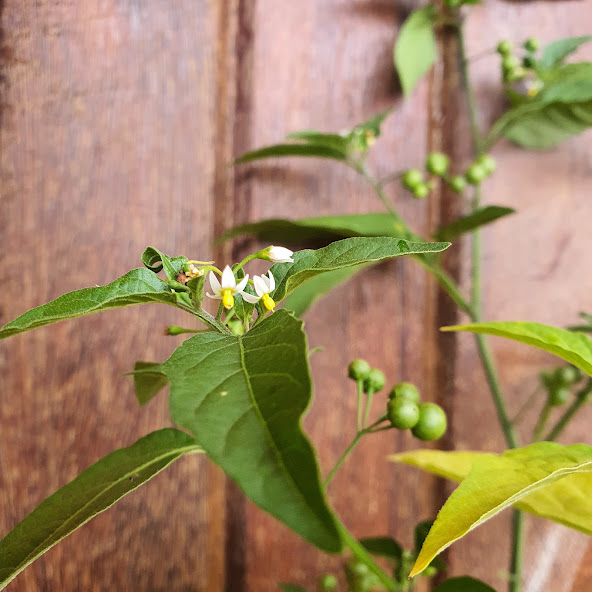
[457, 20, 522, 592]
[363, 389, 375, 428]
[532, 401, 552, 442]
[335, 520, 396, 591]
[324, 432, 364, 489]
[357, 380, 364, 431]
[544, 378, 592, 441]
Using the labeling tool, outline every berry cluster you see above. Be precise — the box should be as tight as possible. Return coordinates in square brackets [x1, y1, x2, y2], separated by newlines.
[400, 151, 496, 198]
[541, 365, 583, 407]
[497, 37, 541, 89]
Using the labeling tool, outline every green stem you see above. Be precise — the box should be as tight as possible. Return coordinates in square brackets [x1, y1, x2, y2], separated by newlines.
[363, 389, 375, 428]
[532, 401, 552, 442]
[544, 378, 592, 441]
[335, 521, 396, 591]
[357, 380, 364, 431]
[457, 21, 522, 592]
[324, 432, 364, 489]
[234, 253, 257, 271]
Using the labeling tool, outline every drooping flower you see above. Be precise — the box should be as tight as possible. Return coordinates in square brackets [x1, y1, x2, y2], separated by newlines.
[206, 266, 249, 310]
[258, 245, 294, 264]
[242, 270, 276, 311]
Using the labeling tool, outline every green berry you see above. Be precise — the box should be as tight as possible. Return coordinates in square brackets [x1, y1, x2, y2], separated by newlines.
[496, 40, 513, 56]
[524, 38, 539, 52]
[348, 358, 371, 381]
[412, 403, 447, 441]
[412, 183, 430, 200]
[389, 381, 421, 403]
[364, 368, 386, 393]
[555, 366, 580, 386]
[423, 566, 438, 578]
[550, 386, 570, 407]
[522, 55, 536, 69]
[402, 169, 423, 191]
[465, 163, 487, 185]
[478, 154, 496, 176]
[426, 152, 450, 176]
[388, 398, 420, 430]
[320, 574, 338, 591]
[502, 55, 520, 71]
[448, 175, 467, 193]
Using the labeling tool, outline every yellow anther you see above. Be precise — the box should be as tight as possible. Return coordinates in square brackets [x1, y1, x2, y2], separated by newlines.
[262, 293, 275, 311]
[222, 290, 234, 310]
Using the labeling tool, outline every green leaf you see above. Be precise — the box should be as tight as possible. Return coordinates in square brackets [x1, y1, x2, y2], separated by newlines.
[0, 429, 201, 590]
[433, 206, 515, 242]
[141, 246, 187, 281]
[390, 443, 592, 577]
[279, 585, 308, 592]
[235, 143, 348, 165]
[218, 213, 414, 245]
[0, 268, 182, 340]
[432, 577, 496, 592]
[441, 321, 592, 376]
[284, 264, 371, 316]
[269, 237, 449, 304]
[164, 310, 342, 553]
[539, 36, 592, 70]
[394, 6, 438, 97]
[286, 130, 351, 153]
[128, 361, 169, 406]
[359, 536, 403, 562]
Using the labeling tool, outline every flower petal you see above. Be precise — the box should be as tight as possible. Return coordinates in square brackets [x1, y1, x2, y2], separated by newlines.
[269, 246, 294, 263]
[221, 265, 236, 290]
[208, 271, 222, 295]
[267, 270, 275, 292]
[241, 292, 260, 304]
[206, 292, 222, 300]
[235, 274, 249, 293]
[253, 275, 268, 297]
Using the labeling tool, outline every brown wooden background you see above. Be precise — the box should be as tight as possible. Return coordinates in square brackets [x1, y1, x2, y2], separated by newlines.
[1, 1, 591, 591]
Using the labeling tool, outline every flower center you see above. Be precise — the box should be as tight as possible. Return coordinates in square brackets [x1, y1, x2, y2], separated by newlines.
[222, 289, 235, 310]
[262, 293, 275, 311]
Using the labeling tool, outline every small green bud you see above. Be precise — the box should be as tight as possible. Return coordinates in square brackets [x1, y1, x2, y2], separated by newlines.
[402, 168, 424, 191]
[524, 38, 539, 52]
[478, 154, 496, 176]
[496, 40, 513, 57]
[348, 358, 371, 382]
[389, 381, 421, 403]
[388, 398, 420, 430]
[412, 403, 447, 441]
[320, 574, 338, 591]
[522, 55, 536, 69]
[502, 55, 520, 71]
[555, 366, 580, 386]
[426, 152, 450, 176]
[412, 183, 430, 200]
[448, 175, 467, 193]
[364, 368, 386, 393]
[549, 386, 570, 407]
[465, 163, 487, 185]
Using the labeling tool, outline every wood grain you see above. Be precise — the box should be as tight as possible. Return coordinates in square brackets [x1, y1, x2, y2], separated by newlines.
[1, 1, 591, 591]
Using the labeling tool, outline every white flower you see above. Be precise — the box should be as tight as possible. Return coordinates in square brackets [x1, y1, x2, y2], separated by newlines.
[263, 245, 294, 263]
[206, 266, 249, 310]
[242, 271, 276, 311]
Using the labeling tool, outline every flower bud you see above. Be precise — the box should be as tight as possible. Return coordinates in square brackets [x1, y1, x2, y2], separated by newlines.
[258, 245, 294, 263]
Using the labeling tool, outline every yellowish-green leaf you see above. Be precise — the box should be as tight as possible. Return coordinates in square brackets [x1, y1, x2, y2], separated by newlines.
[390, 443, 592, 577]
[442, 321, 592, 376]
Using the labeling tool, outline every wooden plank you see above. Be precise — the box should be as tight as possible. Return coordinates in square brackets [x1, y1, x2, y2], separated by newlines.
[0, 2, 226, 590]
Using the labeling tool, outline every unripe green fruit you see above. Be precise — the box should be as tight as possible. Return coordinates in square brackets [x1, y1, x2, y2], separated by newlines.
[448, 175, 467, 193]
[348, 358, 371, 381]
[412, 403, 447, 441]
[522, 55, 536, 69]
[426, 152, 450, 176]
[478, 154, 496, 176]
[412, 183, 430, 199]
[465, 163, 487, 185]
[423, 566, 438, 578]
[507, 66, 526, 82]
[389, 381, 421, 403]
[555, 366, 580, 386]
[502, 56, 520, 71]
[524, 38, 539, 52]
[550, 386, 570, 407]
[320, 574, 338, 591]
[388, 398, 420, 430]
[364, 368, 386, 393]
[402, 168, 423, 191]
[496, 40, 512, 56]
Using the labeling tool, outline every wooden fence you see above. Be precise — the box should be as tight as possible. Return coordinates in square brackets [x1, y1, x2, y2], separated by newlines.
[1, 1, 591, 590]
